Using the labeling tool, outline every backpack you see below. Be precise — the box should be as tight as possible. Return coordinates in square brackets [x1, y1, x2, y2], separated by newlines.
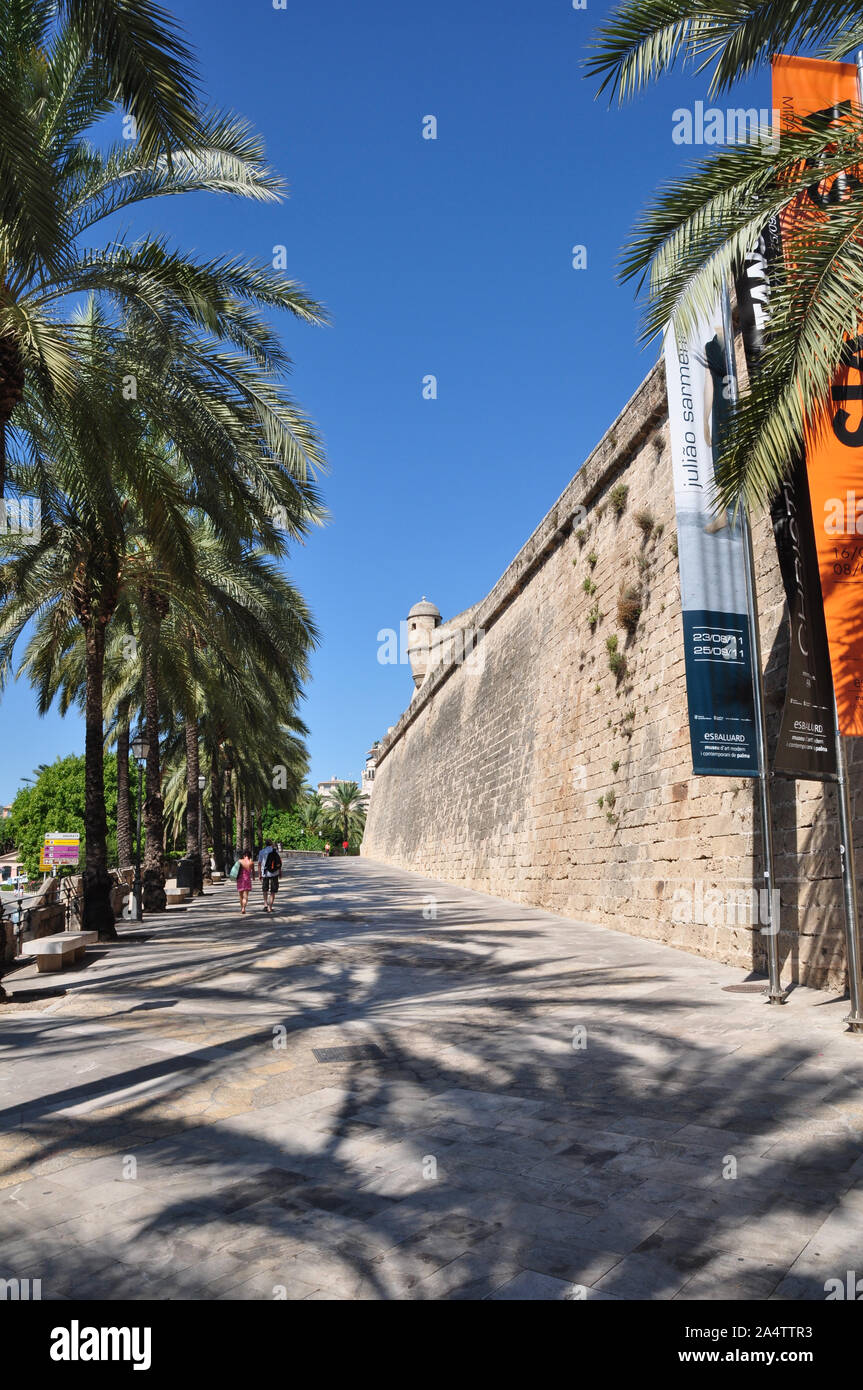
[264, 849, 282, 876]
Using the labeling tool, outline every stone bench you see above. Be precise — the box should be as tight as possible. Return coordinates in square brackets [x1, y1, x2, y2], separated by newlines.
[164, 878, 191, 908]
[20, 931, 98, 973]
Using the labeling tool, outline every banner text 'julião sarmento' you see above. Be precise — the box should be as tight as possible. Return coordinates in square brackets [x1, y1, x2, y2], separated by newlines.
[663, 310, 759, 777]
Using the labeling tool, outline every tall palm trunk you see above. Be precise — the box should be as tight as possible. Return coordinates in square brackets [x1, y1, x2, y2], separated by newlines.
[116, 698, 132, 869]
[201, 805, 213, 881]
[222, 745, 235, 867]
[211, 747, 224, 872]
[142, 647, 166, 911]
[242, 798, 252, 855]
[0, 333, 25, 500]
[83, 622, 118, 939]
[184, 713, 203, 894]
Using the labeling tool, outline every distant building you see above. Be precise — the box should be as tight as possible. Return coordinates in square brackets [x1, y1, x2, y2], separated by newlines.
[362, 743, 380, 801]
[317, 776, 350, 799]
[0, 850, 26, 882]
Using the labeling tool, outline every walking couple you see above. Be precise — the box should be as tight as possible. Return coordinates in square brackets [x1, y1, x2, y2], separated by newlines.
[232, 838, 282, 915]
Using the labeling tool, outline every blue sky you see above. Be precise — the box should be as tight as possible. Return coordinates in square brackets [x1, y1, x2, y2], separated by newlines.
[0, 0, 773, 803]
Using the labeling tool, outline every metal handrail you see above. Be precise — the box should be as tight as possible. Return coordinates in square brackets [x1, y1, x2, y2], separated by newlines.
[4, 872, 128, 964]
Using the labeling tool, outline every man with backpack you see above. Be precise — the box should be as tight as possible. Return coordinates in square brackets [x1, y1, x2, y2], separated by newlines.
[260, 838, 282, 914]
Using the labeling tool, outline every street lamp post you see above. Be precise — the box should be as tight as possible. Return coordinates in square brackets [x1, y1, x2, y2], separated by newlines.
[131, 731, 147, 922]
[197, 773, 206, 885]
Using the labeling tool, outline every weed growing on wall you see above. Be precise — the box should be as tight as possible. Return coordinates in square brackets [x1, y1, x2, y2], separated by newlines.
[609, 484, 629, 517]
[607, 633, 626, 678]
[617, 585, 642, 633]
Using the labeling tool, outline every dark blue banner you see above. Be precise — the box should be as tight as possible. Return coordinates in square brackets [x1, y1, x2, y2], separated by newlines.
[681, 610, 759, 775]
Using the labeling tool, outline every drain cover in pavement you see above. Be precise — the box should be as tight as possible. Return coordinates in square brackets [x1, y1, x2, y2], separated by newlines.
[722, 981, 768, 994]
[312, 1044, 385, 1063]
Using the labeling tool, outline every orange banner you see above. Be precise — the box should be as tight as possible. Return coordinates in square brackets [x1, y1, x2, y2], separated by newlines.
[774, 56, 863, 734]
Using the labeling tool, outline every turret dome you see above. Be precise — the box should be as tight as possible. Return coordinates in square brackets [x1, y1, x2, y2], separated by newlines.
[408, 596, 441, 620]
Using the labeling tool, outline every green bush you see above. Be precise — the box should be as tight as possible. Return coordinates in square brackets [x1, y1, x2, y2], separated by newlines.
[261, 806, 327, 851]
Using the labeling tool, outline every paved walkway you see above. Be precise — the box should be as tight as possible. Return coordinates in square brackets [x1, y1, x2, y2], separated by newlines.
[1, 857, 862, 1301]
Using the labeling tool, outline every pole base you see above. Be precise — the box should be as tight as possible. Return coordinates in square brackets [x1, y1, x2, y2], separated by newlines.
[844, 1011, 863, 1033]
[766, 990, 788, 1005]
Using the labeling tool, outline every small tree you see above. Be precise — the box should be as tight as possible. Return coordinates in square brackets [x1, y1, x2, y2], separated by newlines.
[324, 782, 369, 851]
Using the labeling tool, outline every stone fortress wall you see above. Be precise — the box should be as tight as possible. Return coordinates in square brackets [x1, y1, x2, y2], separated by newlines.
[361, 361, 861, 993]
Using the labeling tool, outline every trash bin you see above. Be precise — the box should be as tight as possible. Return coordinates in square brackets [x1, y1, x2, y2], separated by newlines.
[175, 857, 195, 892]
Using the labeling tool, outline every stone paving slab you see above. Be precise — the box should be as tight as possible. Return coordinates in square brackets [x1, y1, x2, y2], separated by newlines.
[1, 856, 862, 1300]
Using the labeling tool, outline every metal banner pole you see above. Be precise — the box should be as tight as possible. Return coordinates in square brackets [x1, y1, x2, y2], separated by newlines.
[832, 693, 863, 1029]
[831, 50, 863, 1032]
[134, 764, 144, 922]
[721, 286, 786, 1002]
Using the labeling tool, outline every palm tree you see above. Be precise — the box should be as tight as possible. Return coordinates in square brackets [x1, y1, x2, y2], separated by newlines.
[587, 3, 863, 105]
[587, 2, 863, 508]
[0, 7, 329, 940]
[297, 790, 327, 839]
[114, 697, 133, 869]
[138, 585, 170, 910]
[21, 610, 138, 869]
[0, 355, 191, 937]
[0, 0, 202, 277]
[127, 523, 319, 897]
[183, 712, 203, 890]
[11, 512, 320, 922]
[2, 294, 324, 933]
[324, 781, 368, 852]
[0, 2, 325, 496]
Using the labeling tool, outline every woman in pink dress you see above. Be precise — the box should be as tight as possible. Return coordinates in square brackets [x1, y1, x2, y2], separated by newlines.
[236, 851, 254, 915]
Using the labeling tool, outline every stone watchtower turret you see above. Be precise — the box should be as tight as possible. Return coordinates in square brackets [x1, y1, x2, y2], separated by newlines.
[406, 597, 441, 690]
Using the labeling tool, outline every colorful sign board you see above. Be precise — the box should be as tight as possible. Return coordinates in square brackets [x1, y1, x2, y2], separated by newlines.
[42, 834, 80, 867]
